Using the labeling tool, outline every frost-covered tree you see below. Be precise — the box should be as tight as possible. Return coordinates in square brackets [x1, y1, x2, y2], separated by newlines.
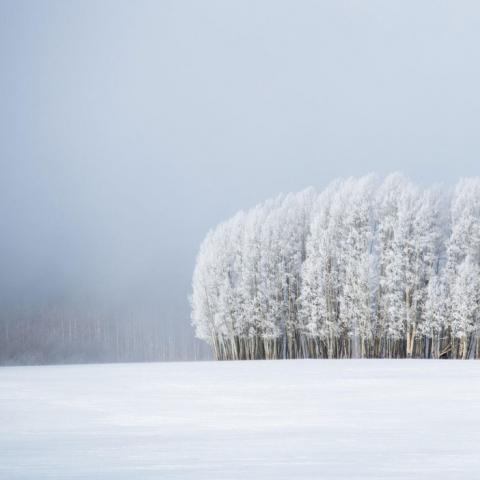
[376, 174, 413, 356]
[422, 274, 447, 358]
[337, 175, 378, 358]
[299, 181, 341, 357]
[444, 179, 480, 358]
[450, 257, 480, 359]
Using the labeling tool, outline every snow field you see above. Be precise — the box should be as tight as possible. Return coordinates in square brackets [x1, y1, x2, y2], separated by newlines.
[1, 360, 479, 479]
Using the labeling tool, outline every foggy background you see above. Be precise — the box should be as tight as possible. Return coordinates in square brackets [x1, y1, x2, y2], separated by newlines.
[1, 0, 479, 364]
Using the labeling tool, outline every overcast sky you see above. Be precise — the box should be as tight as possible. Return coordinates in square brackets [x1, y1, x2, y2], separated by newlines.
[1, 1, 479, 321]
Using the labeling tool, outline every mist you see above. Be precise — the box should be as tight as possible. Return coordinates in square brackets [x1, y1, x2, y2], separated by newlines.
[1, 0, 480, 363]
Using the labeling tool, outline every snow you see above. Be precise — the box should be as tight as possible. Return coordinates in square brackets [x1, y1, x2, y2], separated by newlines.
[1, 360, 479, 479]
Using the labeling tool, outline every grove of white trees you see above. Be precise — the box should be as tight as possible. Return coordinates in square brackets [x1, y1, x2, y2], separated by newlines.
[191, 174, 480, 360]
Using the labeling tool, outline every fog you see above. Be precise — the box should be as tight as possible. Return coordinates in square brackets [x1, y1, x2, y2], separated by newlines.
[1, 0, 479, 363]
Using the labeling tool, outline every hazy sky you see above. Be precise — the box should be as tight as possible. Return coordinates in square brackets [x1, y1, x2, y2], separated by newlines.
[1, 1, 480, 320]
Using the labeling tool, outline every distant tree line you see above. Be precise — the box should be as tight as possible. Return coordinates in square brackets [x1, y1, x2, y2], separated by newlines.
[191, 174, 480, 360]
[0, 300, 210, 365]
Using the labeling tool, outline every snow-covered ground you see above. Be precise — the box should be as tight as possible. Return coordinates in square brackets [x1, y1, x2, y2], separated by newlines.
[1, 360, 479, 479]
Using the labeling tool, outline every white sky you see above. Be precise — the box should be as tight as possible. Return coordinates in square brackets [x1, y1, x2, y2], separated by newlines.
[1, 0, 479, 325]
